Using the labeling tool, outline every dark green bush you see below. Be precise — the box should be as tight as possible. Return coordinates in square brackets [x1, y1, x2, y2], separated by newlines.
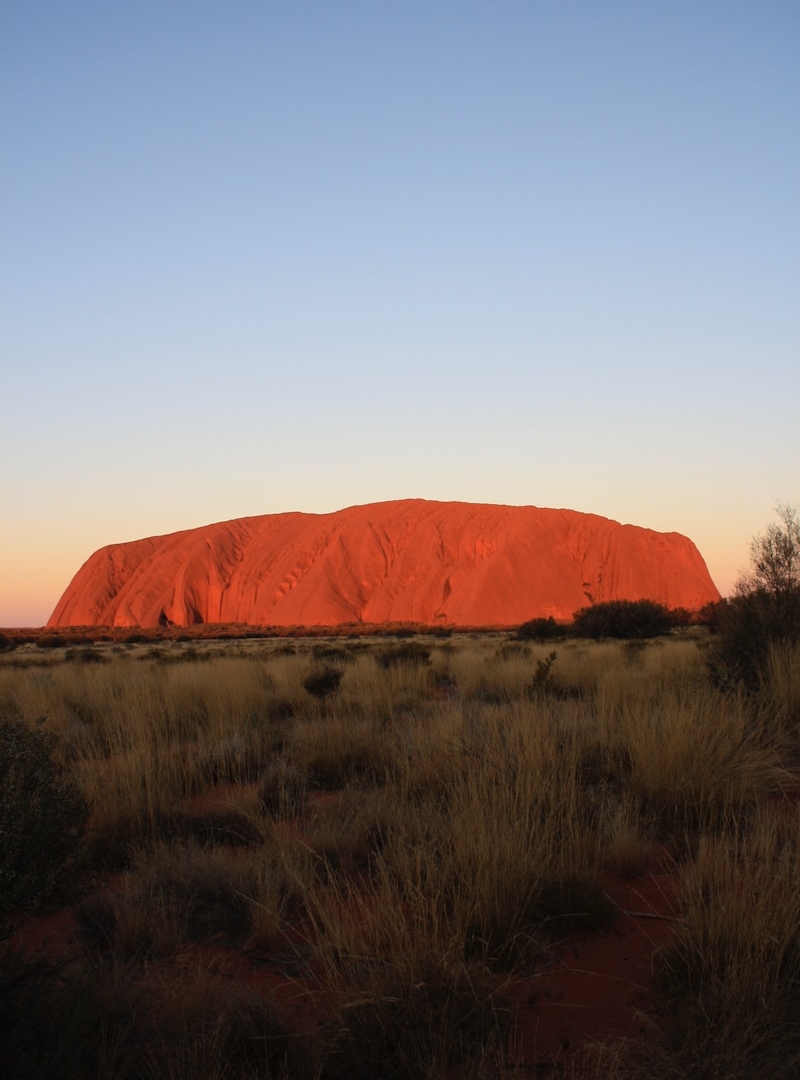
[571, 599, 673, 639]
[697, 599, 726, 631]
[0, 718, 88, 915]
[517, 616, 569, 641]
[669, 607, 694, 630]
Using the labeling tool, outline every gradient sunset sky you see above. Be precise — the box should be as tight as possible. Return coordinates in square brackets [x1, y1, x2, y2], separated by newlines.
[2, 1, 798, 627]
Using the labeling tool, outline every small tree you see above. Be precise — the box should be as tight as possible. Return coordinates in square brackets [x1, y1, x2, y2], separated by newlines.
[709, 503, 800, 689]
[739, 503, 800, 596]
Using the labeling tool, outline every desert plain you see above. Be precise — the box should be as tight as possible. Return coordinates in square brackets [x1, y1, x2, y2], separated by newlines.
[2, 616, 799, 1079]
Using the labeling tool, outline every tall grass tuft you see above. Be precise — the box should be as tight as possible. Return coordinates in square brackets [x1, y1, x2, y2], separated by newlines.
[651, 803, 800, 1078]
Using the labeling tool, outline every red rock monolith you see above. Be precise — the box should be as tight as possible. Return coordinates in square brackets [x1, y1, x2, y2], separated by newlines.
[47, 499, 720, 628]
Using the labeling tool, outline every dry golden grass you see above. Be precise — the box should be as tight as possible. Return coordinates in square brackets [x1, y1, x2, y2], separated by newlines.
[762, 640, 800, 733]
[602, 802, 655, 878]
[1, 630, 798, 1078]
[591, 801, 800, 1080]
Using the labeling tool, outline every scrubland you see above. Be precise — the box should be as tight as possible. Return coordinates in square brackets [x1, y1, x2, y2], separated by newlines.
[1, 630, 799, 1079]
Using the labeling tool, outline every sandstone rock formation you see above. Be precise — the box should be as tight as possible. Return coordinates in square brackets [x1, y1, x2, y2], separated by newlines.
[48, 500, 720, 628]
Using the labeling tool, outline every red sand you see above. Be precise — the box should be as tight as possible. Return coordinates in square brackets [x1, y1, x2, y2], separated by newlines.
[512, 852, 679, 1070]
[6, 851, 679, 1078]
[48, 499, 719, 628]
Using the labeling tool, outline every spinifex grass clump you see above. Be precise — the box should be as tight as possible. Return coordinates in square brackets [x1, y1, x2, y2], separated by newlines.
[602, 802, 655, 878]
[599, 682, 789, 843]
[375, 640, 431, 669]
[650, 806, 800, 1079]
[319, 950, 513, 1080]
[258, 757, 309, 818]
[308, 867, 515, 1080]
[292, 707, 401, 789]
[135, 966, 301, 1080]
[303, 665, 345, 700]
[80, 840, 307, 960]
[761, 640, 800, 736]
[350, 698, 618, 971]
[58, 961, 304, 1080]
[304, 785, 401, 871]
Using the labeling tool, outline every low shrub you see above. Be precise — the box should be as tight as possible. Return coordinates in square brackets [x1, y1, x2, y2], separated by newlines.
[0, 718, 89, 915]
[517, 616, 569, 641]
[303, 666, 344, 700]
[526, 650, 559, 697]
[572, 600, 673, 639]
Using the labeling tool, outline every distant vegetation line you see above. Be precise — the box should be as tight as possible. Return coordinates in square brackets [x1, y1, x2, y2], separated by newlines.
[0, 599, 718, 647]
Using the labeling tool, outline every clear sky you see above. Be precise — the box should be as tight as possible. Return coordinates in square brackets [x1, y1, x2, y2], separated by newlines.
[2, 1, 798, 626]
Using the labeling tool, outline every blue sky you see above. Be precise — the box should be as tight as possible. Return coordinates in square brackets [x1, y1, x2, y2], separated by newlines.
[2, 1, 798, 625]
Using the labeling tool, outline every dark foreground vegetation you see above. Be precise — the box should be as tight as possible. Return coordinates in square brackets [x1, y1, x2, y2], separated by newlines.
[1, 508, 799, 1079]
